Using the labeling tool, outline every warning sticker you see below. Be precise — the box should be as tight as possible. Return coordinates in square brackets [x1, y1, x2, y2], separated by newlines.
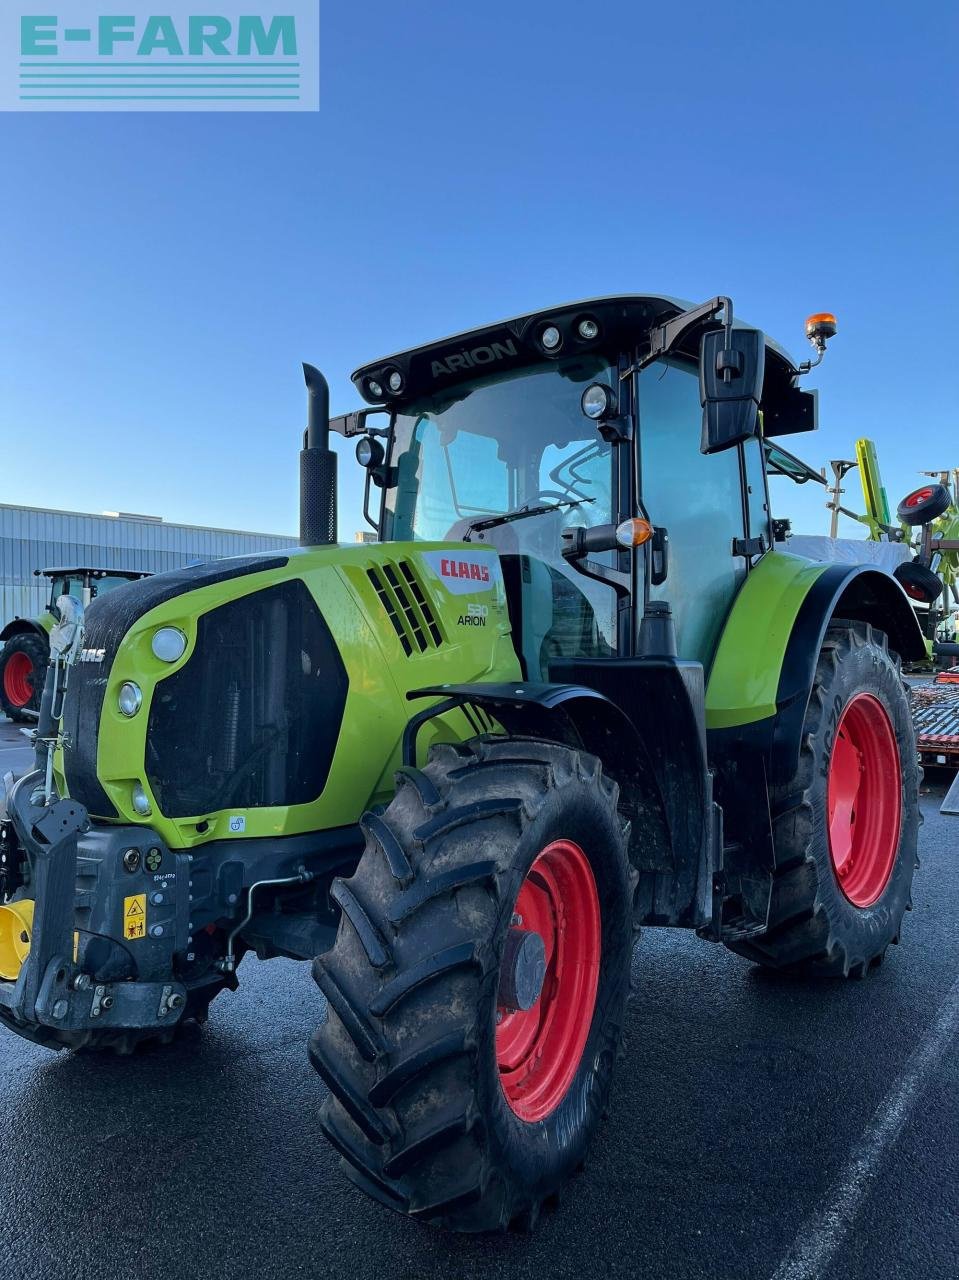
[123, 894, 147, 941]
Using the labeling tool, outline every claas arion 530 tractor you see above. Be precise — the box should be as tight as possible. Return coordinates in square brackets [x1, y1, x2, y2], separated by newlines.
[0, 296, 926, 1232]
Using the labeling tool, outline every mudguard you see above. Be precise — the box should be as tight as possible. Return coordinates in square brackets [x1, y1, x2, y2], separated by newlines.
[0, 619, 47, 643]
[409, 671, 719, 931]
[407, 680, 673, 870]
[706, 550, 926, 786]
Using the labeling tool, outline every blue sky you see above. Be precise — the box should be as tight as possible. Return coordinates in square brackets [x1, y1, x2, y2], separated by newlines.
[1, 0, 956, 540]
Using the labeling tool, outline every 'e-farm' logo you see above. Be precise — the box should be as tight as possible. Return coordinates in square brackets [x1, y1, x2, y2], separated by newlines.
[4, 4, 319, 111]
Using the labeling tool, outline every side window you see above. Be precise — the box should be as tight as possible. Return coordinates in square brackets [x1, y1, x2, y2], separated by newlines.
[742, 438, 771, 546]
[638, 359, 746, 665]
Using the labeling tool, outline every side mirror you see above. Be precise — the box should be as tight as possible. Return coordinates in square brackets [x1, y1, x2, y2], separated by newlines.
[699, 327, 765, 454]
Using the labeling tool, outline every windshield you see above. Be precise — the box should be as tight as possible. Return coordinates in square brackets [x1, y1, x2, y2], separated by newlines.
[383, 356, 620, 673]
[46, 572, 140, 611]
[97, 573, 139, 595]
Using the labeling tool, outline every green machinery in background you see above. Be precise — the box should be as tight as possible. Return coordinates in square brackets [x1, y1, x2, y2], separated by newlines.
[0, 568, 152, 722]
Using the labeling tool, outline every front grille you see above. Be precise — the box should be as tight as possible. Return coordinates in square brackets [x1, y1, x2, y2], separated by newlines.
[62, 553, 290, 819]
[146, 579, 347, 817]
[367, 561, 443, 656]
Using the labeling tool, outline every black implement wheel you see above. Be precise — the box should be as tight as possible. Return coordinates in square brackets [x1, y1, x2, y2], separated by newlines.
[894, 560, 943, 604]
[726, 622, 919, 977]
[309, 736, 634, 1232]
[897, 483, 952, 526]
[0, 633, 48, 721]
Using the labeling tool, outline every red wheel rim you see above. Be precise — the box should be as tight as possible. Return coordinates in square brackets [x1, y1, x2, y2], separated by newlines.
[496, 839, 601, 1122]
[904, 487, 933, 508]
[3, 652, 34, 708]
[827, 693, 902, 907]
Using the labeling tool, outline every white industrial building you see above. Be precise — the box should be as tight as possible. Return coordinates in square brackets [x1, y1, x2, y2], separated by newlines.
[1, 503, 293, 623]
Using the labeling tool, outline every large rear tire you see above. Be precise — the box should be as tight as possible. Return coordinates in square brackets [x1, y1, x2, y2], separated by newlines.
[0, 633, 48, 722]
[726, 622, 919, 977]
[309, 736, 634, 1232]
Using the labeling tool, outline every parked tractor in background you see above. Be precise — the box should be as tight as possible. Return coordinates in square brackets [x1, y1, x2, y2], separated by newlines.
[0, 568, 152, 721]
[0, 294, 943, 1233]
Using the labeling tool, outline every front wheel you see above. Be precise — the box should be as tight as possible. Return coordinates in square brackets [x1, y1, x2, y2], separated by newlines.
[309, 736, 634, 1231]
[0, 633, 48, 721]
[727, 621, 919, 977]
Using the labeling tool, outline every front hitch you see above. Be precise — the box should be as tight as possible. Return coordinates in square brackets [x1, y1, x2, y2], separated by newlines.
[0, 774, 187, 1038]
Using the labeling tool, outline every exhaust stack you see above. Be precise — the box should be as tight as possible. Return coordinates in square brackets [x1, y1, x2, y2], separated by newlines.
[300, 363, 337, 545]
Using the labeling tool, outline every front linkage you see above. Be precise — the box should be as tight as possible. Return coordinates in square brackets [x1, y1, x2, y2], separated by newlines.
[0, 773, 193, 1049]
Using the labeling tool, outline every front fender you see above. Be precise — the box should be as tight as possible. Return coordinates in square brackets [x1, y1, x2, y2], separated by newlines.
[0, 619, 47, 643]
[407, 681, 672, 868]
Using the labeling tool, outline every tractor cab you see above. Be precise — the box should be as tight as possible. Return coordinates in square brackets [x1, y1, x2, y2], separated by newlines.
[37, 566, 153, 616]
[340, 295, 819, 677]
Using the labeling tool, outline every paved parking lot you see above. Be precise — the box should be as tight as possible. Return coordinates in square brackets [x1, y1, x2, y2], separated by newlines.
[1, 717, 956, 1279]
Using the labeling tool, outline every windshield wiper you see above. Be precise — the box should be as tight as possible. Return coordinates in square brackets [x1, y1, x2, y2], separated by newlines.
[462, 497, 594, 541]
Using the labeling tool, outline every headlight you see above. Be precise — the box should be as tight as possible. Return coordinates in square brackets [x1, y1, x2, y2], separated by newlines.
[355, 435, 385, 469]
[581, 382, 616, 421]
[118, 682, 142, 717]
[387, 370, 403, 393]
[578, 317, 600, 340]
[152, 627, 187, 663]
[131, 783, 152, 816]
[367, 378, 384, 399]
[540, 325, 562, 352]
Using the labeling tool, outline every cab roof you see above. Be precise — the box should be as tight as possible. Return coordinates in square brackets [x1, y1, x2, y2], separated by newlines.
[35, 567, 153, 580]
[350, 293, 813, 435]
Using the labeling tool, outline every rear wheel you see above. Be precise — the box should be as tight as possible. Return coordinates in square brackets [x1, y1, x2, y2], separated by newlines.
[309, 736, 634, 1231]
[726, 622, 919, 977]
[0, 633, 48, 721]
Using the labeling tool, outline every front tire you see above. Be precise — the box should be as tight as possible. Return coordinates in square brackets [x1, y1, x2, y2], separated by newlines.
[727, 622, 919, 977]
[309, 736, 634, 1231]
[0, 633, 47, 721]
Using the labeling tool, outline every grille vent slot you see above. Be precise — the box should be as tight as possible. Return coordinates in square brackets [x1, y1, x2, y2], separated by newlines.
[367, 561, 443, 656]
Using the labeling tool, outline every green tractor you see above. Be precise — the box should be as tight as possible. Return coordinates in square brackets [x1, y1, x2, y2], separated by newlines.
[0, 296, 928, 1232]
[0, 567, 151, 722]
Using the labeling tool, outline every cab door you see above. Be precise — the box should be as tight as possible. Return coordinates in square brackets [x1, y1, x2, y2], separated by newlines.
[637, 358, 747, 666]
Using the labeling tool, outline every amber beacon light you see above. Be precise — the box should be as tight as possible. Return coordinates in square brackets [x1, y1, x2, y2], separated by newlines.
[805, 312, 838, 342]
[798, 311, 838, 373]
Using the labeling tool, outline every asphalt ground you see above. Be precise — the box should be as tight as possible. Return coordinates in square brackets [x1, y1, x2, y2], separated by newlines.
[0, 716, 956, 1280]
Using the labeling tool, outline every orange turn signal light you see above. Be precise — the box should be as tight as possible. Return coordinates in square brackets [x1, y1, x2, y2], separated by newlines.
[615, 518, 654, 548]
[805, 312, 838, 340]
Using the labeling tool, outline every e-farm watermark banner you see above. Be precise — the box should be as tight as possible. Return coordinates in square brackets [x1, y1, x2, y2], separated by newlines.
[2, 2, 318, 110]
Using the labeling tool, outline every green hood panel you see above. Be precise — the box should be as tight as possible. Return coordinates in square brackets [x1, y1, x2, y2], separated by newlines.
[58, 542, 521, 849]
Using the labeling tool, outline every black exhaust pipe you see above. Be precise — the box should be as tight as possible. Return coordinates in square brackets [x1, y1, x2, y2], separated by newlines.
[300, 362, 337, 545]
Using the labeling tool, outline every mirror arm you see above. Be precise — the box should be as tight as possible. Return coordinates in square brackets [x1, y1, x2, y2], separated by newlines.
[561, 526, 632, 597]
[361, 468, 378, 531]
[566, 555, 631, 599]
[626, 296, 731, 378]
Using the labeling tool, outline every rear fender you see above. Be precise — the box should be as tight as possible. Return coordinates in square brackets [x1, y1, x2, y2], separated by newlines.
[707, 551, 926, 790]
